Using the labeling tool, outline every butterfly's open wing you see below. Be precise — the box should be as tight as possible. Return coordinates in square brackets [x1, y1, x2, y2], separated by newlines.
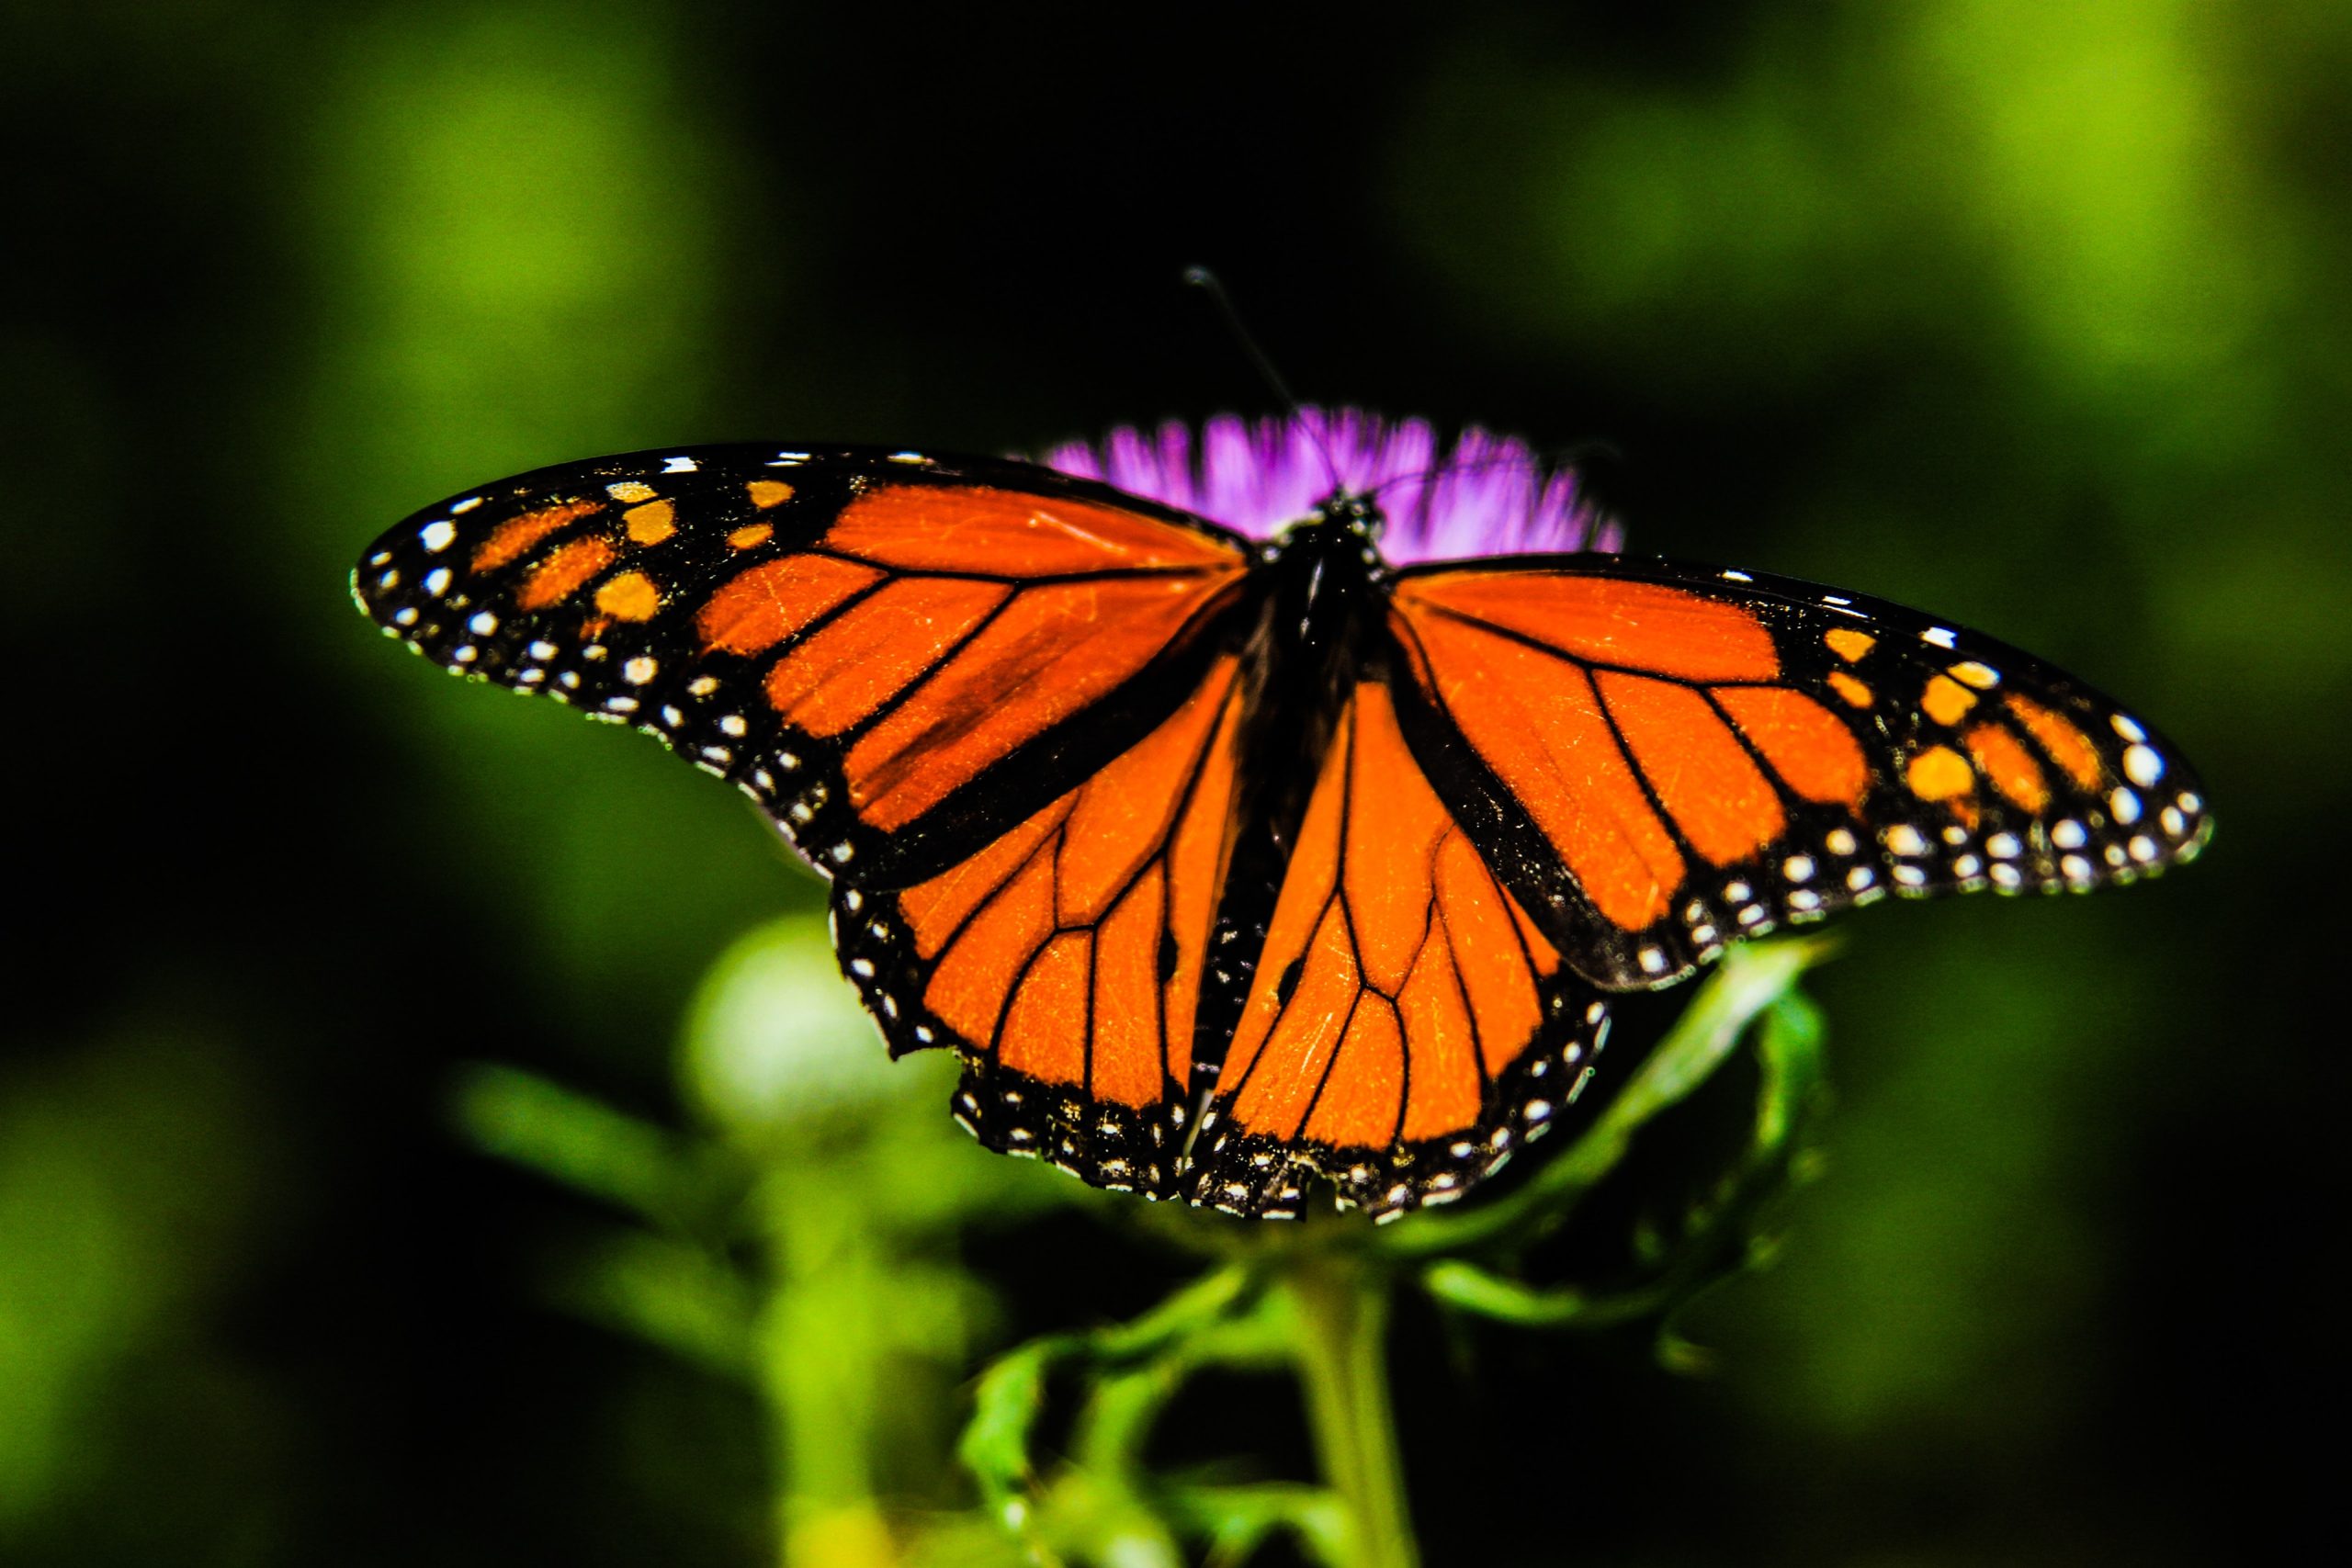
[1186, 679, 1611, 1221]
[353, 446, 1252, 885]
[355, 445, 1263, 1196]
[1385, 558, 2214, 988]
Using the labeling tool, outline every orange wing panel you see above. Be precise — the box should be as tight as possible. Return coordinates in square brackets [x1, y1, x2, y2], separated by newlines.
[845, 573, 1237, 831]
[896, 800, 1072, 959]
[1596, 671, 1785, 866]
[996, 933, 1091, 1087]
[1433, 832, 1550, 1078]
[1341, 711, 1451, 994]
[922, 849, 1057, 1045]
[764, 578, 1011, 737]
[473, 499, 603, 573]
[1057, 673, 1235, 922]
[1090, 871, 1170, 1110]
[2006, 694, 2104, 791]
[1302, 999, 1405, 1148]
[826, 483, 1246, 574]
[515, 535, 617, 611]
[1965, 722, 2052, 813]
[1399, 607, 1683, 931]
[697, 555, 883, 656]
[1713, 686, 1868, 807]
[1394, 573, 1780, 682]
[1396, 940, 1482, 1141]
[1229, 900, 1361, 1141]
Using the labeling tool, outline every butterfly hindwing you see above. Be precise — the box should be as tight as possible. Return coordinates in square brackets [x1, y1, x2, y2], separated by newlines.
[1185, 679, 1611, 1221]
[831, 655, 1250, 1195]
[1385, 557, 2213, 989]
[354, 445, 1254, 884]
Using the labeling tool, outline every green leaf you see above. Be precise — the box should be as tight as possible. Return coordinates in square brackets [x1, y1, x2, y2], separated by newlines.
[960, 1336, 1068, 1529]
[1417, 1261, 1671, 1329]
[1161, 1483, 1349, 1567]
[558, 1230, 755, 1375]
[453, 1062, 690, 1224]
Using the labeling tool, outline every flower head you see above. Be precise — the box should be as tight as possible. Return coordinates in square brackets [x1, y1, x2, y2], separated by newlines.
[1039, 407, 1623, 564]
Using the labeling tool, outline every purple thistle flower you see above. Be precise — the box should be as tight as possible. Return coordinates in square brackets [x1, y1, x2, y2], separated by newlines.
[1039, 408, 1623, 564]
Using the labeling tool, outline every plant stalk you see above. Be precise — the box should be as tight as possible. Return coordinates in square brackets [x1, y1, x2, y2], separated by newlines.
[1286, 1247, 1419, 1568]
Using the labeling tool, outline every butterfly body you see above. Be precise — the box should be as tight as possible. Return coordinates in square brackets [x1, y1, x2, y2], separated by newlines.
[356, 424, 2209, 1221]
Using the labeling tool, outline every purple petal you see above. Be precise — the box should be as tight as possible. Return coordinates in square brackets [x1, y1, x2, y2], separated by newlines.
[1037, 408, 1616, 563]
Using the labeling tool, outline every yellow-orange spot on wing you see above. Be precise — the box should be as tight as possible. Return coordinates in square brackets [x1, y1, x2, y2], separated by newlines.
[605, 480, 658, 503]
[2007, 694, 2104, 790]
[1922, 673, 1977, 727]
[997, 932, 1093, 1089]
[846, 573, 1238, 831]
[514, 534, 617, 610]
[1397, 607, 1682, 931]
[1826, 671, 1873, 708]
[827, 483, 1246, 574]
[922, 851, 1056, 1046]
[623, 500, 676, 546]
[727, 523, 774, 550]
[1434, 833, 1544, 1077]
[1091, 873, 1168, 1109]
[1950, 660, 2000, 689]
[1395, 572, 1780, 682]
[1713, 686, 1869, 807]
[1965, 723, 2051, 813]
[1598, 671, 1784, 867]
[473, 499, 603, 573]
[697, 555, 882, 656]
[1303, 998, 1405, 1148]
[594, 570, 661, 621]
[1906, 745, 1975, 800]
[766, 578, 1010, 738]
[1826, 627, 1875, 662]
[746, 479, 793, 509]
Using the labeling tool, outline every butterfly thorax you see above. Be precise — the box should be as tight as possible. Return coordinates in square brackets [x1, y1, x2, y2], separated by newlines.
[1241, 491, 1392, 773]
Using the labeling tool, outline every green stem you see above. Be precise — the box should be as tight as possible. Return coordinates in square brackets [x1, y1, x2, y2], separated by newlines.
[1286, 1248, 1419, 1568]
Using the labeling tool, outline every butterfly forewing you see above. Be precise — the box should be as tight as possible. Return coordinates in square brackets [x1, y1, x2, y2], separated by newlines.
[353, 445, 1254, 885]
[1385, 557, 2213, 989]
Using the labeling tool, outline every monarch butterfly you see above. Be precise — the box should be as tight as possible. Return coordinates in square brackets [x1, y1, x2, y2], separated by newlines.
[354, 410, 2210, 1221]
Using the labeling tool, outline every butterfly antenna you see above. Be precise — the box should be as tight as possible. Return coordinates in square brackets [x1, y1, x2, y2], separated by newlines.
[1182, 265, 1345, 496]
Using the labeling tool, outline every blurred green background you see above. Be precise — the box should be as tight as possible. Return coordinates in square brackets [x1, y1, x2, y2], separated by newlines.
[5, 1, 2341, 1562]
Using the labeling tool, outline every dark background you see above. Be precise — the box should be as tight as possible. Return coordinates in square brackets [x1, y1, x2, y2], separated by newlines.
[5, 2, 2343, 1563]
